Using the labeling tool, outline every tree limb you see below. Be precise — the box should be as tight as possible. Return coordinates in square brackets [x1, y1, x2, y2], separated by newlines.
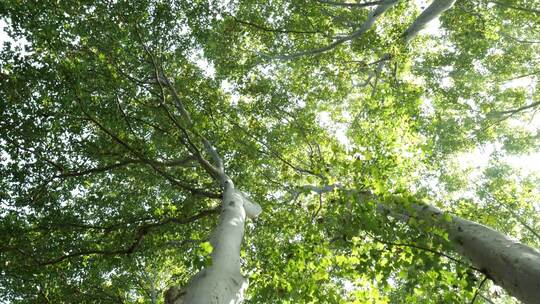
[317, 0, 383, 8]
[53, 157, 195, 179]
[488, 0, 540, 15]
[403, 0, 457, 44]
[493, 100, 540, 116]
[470, 276, 489, 304]
[77, 102, 221, 198]
[270, 0, 398, 60]
[37, 208, 219, 266]
[232, 17, 324, 35]
[366, 232, 482, 272]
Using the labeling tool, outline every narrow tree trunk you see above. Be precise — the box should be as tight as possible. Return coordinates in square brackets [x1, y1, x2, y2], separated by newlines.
[390, 202, 540, 303]
[165, 180, 261, 304]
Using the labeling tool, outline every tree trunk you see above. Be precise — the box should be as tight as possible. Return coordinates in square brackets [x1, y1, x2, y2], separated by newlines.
[165, 180, 261, 304]
[403, 0, 457, 43]
[302, 185, 540, 303]
[389, 202, 540, 303]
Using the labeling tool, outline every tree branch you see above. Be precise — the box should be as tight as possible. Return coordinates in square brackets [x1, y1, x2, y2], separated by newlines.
[269, 0, 398, 60]
[488, 0, 540, 15]
[367, 232, 482, 272]
[493, 100, 540, 116]
[77, 101, 221, 198]
[37, 208, 219, 266]
[228, 119, 326, 181]
[470, 276, 489, 304]
[232, 17, 324, 35]
[317, 0, 383, 8]
[403, 0, 457, 44]
[53, 157, 195, 179]
[133, 36, 226, 183]
[500, 32, 540, 44]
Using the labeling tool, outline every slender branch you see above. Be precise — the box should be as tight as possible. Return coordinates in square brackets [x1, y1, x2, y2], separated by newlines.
[312, 194, 324, 221]
[488, 0, 540, 15]
[317, 0, 383, 8]
[32, 217, 154, 232]
[232, 17, 324, 35]
[54, 160, 134, 178]
[115, 95, 137, 135]
[270, 0, 398, 60]
[133, 26, 168, 107]
[300, 183, 342, 194]
[480, 190, 540, 242]
[53, 157, 195, 179]
[157, 101, 223, 180]
[500, 32, 540, 44]
[228, 119, 326, 180]
[134, 28, 216, 180]
[134, 36, 226, 182]
[37, 208, 219, 266]
[156, 75, 193, 124]
[367, 232, 482, 272]
[506, 70, 540, 82]
[78, 102, 220, 198]
[493, 100, 540, 115]
[470, 276, 489, 304]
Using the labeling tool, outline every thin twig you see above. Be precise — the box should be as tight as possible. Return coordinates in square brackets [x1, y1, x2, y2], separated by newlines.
[37, 208, 219, 266]
[470, 276, 489, 304]
[232, 17, 324, 35]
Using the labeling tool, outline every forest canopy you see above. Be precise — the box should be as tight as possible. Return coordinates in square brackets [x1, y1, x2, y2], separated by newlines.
[1, 0, 540, 303]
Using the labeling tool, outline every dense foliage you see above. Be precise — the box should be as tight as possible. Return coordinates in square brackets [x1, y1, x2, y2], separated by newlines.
[1, 0, 539, 303]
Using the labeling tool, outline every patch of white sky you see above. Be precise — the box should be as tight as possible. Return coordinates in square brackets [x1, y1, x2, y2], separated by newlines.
[408, 0, 540, 180]
[318, 111, 352, 149]
[0, 18, 27, 57]
[1, 18, 35, 62]
[193, 49, 216, 79]
[0, 19, 8, 43]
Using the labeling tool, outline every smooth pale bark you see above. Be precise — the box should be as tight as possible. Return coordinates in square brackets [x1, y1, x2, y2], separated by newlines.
[165, 180, 261, 304]
[395, 203, 540, 304]
[403, 0, 457, 44]
[273, 0, 398, 60]
[276, 0, 457, 60]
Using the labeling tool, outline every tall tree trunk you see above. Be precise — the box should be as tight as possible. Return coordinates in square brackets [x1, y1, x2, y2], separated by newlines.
[165, 179, 261, 304]
[303, 185, 540, 303]
[384, 201, 540, 303]
[157, 74, 262, 304]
